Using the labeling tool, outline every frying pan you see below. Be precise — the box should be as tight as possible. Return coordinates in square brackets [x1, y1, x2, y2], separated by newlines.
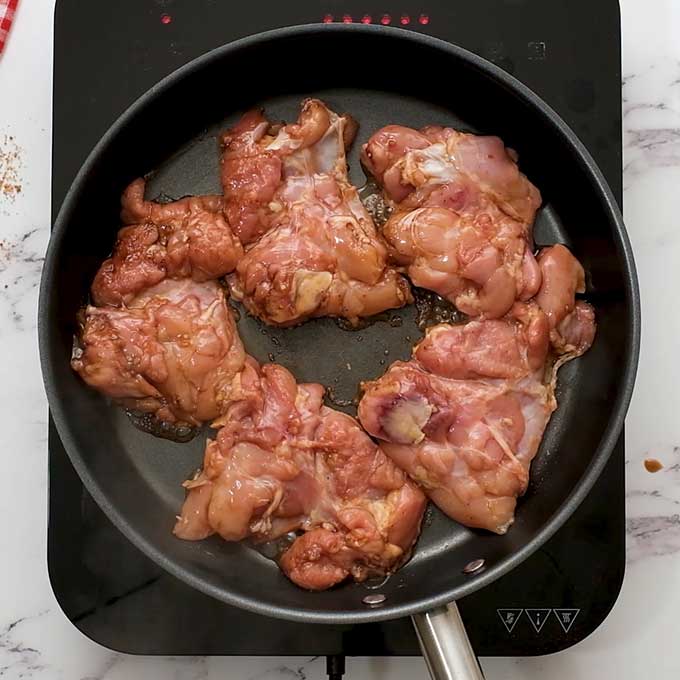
[39, 24, 639, 679]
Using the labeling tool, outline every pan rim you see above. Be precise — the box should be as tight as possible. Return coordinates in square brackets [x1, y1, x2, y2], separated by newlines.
[39, 22, 640, 624]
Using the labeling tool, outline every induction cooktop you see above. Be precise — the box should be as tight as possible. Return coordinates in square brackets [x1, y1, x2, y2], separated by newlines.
[49, 0, 625, 662]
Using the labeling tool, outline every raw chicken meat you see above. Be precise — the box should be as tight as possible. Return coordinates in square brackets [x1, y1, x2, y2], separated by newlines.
[222, 100, 412, 326]
[72, 279, 247, 427]
[534, 244, 596, 356]
[361, 125, 541, 223]
[359, 290, 595, 533]
[174, 360, 427, 590]
[220, 99, 358, 245]
[413, 303, 550, 380]
[92, 178, 243, 307]
[362, 125, 542, 318]
[383, 205, 541, 318]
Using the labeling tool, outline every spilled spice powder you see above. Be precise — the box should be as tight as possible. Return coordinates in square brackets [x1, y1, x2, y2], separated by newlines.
[644, 458, 663, 473]
[0, 238, 14, 266]
[0, 134, 23, 201]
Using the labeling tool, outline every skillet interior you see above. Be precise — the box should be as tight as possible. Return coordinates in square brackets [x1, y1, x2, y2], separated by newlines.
[39, 25, 638, 624]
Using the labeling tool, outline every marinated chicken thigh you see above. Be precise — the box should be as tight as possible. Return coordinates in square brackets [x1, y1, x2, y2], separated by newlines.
[358, 304, 554, 533]
[362, 125, 542, 318]
[222, 100, 412, 326]
[72, 279, 247, 427]
[174, 360, 427, 590]
[92, 178, 243, 307]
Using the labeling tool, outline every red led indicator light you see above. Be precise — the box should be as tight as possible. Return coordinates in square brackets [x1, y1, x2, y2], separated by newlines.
[160, 13, 172, 25]
[400, 14, 411, 25]
[342, 14, 353, 23]
[361, 14, 372, 24]
[322, 13, 334, 23]
[418, 14, 430, 25]
[380, 13, 392, 25]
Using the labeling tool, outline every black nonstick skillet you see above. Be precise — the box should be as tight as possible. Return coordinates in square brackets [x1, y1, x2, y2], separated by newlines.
[39, 24, 639, 679]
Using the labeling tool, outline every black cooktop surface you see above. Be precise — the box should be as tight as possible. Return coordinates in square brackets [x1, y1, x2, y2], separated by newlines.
[49, 0, 624, 657]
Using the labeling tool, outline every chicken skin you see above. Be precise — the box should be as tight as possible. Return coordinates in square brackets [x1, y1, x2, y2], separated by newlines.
[362, 124, 542, 318]
[222, 100, 412, 326]
[358, 303, 554, 533]
[174, 360, 426, 590]
[72, 279, 247, 427]
[92, 178, 242, 307]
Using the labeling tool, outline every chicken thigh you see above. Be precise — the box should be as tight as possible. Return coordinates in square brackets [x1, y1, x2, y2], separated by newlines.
[92, 178, 243, 307]
[72, 279, 247, 428]
[174, 360, 427, 590]
[221, 100, 412, 326]
[358, 303, 554, 533]
[362, 125, 542, 318]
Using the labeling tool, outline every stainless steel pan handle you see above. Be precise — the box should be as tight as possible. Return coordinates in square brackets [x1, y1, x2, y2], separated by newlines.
[412, 603, 485, 680]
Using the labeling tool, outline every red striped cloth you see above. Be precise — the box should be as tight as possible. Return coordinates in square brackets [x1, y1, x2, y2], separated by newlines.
[0, 0, 18, 55]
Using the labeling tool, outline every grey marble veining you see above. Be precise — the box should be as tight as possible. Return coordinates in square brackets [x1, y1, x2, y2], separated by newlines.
[0, 227, 44, 332]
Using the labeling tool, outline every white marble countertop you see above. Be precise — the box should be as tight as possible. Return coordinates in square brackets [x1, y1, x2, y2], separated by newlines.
[1, 0, 678, 677]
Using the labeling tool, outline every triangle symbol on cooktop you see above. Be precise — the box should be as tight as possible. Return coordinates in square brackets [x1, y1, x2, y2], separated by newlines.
[554, 608, 580, 633]
[526, 608, 551, 633]
[497, 609, 523, 633]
